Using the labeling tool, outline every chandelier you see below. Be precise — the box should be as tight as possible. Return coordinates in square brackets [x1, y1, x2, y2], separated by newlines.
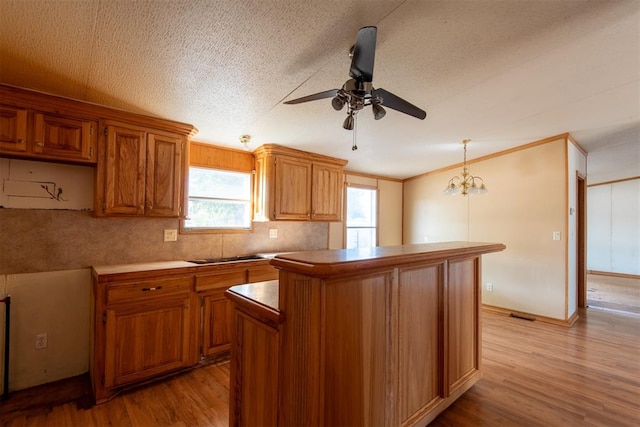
[443, 139, 488, 196]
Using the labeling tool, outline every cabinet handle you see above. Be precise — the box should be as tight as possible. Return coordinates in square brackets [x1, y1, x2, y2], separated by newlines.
[36, 142, 43, 147]
[142, 286, 162, 292]
[147, 204, 153, 210]
[17, 138, 23, 144]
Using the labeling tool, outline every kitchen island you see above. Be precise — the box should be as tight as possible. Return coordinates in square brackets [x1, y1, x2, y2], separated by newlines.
[225, 241, 505, 426]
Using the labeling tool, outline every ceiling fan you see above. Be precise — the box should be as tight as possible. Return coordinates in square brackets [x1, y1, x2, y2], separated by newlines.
[284, 26, 426, 131]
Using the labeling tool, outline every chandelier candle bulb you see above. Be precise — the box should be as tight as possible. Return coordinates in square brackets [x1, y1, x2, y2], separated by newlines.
[443, 139, 488, 196]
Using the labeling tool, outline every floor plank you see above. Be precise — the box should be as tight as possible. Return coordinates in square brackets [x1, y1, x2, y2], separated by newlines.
[2, 308, 638, 426]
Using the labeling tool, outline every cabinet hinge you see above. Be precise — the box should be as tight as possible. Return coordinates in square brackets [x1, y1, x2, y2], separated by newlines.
[101, 374, 105, 386]
[103, 126, 108, 137]
[90, 126, 94, 136]
[102, 201, 106, 212]
[102, 312, 107, 324]
[89, 146, 93, 158]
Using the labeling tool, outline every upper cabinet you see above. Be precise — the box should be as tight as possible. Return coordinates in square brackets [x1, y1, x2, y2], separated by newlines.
[0, 84, 196, 218]
[97, 121, 184, 217]
[0, 104, 97, 163]
[0, 106, 28, 153]
[253, 144, 347, 222]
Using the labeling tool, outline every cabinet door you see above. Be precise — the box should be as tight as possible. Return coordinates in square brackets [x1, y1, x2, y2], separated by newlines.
[446, 257, 480, 395]
[146, 132, 182, 217]
[33, 113, 97, 163]
[103, 123, 146, 215]
[398, 263, 444, 423]
[0, 106, 27, 153]
[202, 288, 233, 357]
[312, 162, 343, 221]
[273, 156, 312, 220]
[104, 296, 193, 388]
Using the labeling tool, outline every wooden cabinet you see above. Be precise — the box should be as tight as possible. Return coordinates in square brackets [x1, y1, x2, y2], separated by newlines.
[227, 242, 505, 426]
[0, 105, 27, 153]
[97, 121, 184, 217]
[0, 104, 97, 163]
[0, 85, 195, 213]
[33, 113, 97, 162]
[92, 271, 198, 403]
[253, 144, 347, 221]
[197, 261, 279, 358]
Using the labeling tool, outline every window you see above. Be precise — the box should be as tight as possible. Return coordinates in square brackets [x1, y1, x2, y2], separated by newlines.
[184, 166, 252, 230]
[345, 185, 378, 248]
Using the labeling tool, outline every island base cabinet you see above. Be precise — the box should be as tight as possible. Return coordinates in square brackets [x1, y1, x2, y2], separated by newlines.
[227, 242, 505, 426]
[229, 310, 279, 427]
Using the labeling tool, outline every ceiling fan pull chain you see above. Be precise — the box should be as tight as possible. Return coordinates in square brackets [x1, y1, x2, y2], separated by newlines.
[352, 114, 358, 151]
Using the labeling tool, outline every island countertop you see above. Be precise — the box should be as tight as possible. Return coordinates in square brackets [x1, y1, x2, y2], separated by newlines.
[270, 241, 506, 278]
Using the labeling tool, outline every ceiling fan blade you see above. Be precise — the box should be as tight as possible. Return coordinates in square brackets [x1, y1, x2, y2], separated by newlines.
[374, 88, 426, 120]
[349, 26, 377, 82]
[283, 89, 339, 104]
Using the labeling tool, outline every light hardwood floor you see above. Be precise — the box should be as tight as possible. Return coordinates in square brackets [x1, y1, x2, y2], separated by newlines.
[3, 308, 639, 426]
[587, 273, 640, 314]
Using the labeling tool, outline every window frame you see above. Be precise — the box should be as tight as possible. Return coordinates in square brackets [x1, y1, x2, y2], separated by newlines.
[343, 183, 379, 248]
[180, 143, 255, 234]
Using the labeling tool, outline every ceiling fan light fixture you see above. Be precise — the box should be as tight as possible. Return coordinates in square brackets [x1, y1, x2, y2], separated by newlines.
[372, 102, 386, 120]
[332, 95, 345, 111]
[343, 112, 355, 130]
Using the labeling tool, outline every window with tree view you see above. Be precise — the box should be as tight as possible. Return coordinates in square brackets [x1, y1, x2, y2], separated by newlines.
[184, 167, 252, 230]
[346, 186, 377, 248]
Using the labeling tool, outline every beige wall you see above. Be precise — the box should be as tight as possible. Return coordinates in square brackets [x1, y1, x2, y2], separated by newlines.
[328, 173, 403, 249]
[404, 137, 581, 321]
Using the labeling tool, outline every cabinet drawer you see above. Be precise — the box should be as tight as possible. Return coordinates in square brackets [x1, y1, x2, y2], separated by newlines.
[106, 276, 192, 305]
[248, 265, 279, 283]
[196, 270, 247, 292]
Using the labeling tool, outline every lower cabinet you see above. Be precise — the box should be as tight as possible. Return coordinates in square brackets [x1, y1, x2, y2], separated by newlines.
[197, 262, 279, 358]
[92, 274, 198, 403]
[104, 294, 194, 388]
[91, 260, 279, 403]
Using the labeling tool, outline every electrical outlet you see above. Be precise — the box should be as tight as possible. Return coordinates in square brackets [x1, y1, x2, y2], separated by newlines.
[35, 333, 48, 349]
[269, 229, 278, 239]
[164, 229, 178, 242]
[486, 282, 493, 292]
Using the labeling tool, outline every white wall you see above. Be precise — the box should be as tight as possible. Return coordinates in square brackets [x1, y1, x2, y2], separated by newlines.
[404, 137, 575, 320]
[1, 270, 91, 391]
[587, 179, 640, 275]
[0, 158, 94, 210]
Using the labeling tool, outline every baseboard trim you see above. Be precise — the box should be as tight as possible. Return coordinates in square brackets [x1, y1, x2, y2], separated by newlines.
[587, 270, 640, 279]
[483, 304, 578, 327]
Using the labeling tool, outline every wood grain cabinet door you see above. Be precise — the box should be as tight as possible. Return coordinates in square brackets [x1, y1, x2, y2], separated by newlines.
[104, 296, 193, 388]
[273, 155, 312, 220]
[145, 132, 182, 217]
[33, 113, 97, 163]
[446, 257, 480, 395]
[201, 289, 233, 357]
[103, 123, 147, 216]
[311, 162, 343, 221]
[398, 263, 445, 424]
[0, 105, 27, 153]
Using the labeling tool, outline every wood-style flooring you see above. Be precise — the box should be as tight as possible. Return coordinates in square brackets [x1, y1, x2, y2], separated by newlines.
[2, 308, 639, 426]
[587, 273, 640, 314]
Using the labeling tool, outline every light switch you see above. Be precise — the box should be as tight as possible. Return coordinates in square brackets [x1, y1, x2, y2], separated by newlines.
[553, 231, 561, 241]
[269, 229, 278, 239]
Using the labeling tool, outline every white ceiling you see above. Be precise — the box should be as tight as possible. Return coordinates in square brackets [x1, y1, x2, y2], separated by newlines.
[1, 0, 638, 179]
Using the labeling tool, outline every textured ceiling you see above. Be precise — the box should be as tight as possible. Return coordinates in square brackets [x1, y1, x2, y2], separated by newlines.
[1, 0, 638, 179]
